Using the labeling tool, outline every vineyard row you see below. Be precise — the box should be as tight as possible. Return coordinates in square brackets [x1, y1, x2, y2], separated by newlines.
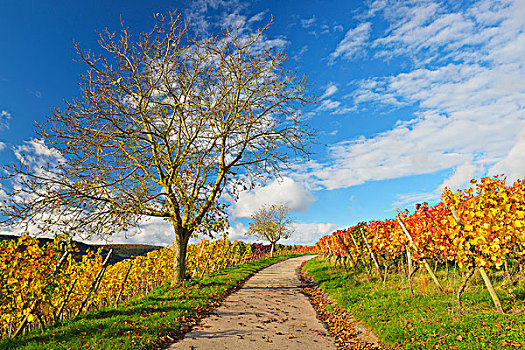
[0, 235, 314, 338]
[315, 176, 525, 313]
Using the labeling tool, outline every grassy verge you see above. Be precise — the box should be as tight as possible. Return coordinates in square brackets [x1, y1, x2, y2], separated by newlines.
[303, 257, 525, 349]
[1, 254, 302, 350]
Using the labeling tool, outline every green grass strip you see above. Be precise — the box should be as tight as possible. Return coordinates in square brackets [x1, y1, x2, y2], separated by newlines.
[1, 254, 302, 350]
[303, 257, 525, 349]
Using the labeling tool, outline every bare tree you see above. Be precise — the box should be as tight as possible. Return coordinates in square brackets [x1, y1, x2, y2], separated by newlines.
[0, 13, 314, 284]
[247, 204, 295, 255]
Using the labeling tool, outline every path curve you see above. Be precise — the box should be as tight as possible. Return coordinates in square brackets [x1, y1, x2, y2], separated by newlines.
[168, 255, 337, 349]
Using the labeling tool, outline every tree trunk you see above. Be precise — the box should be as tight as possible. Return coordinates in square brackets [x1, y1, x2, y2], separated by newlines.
[270, 242, 276, 257]
[172, 227, 190, 286]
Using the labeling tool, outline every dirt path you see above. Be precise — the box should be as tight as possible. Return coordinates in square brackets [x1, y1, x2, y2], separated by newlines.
[168, 255, 337, 349]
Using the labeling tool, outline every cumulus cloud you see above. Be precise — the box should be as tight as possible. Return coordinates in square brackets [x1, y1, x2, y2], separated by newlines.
[85, 216, 174, 246]
[0, 216, 176, 247]
[227, 221, 249, 241]
[489, 128, 525, 182]
[232, 176, 315, 218]
[227, 220, 338, 246]
[282, 222, 339, 245]
[14, 139, 65, 173]
[329, 22, 371, 62]
[439, 162, 481, 192]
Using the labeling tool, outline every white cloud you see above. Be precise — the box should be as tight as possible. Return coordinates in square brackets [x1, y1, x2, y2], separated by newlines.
[0, 215, 176, 247]
[282, 222, 339, 245]
[303, 0, 525, 192]
[252, 37, 288, 51]
[439, 162, 481, 192]
[223, 12, 246, 28]
[292, 45, 308, 61]
[85, 216, 175, 246]
[232, 176, 315, 218]
[226, 220, 337, 246]
[393, 191, 440, 209]
[14, 139, 65, 172]
[329, 22, 372, 62]
[321, 82, 338, 99]
[0, 110, 11, 131]
[393, 161, 483, 209]
[184, 0, 243, 33]
[318, 99, 341, 111]
[227, 221, 249, 241]
[247, 11, 266, 25]
[0, 182, 7, 203]
[301, 16, 316, 28]
[184, 0, 268, 34]
[489, 128, 525, 182]
[316, 83, 358, 115]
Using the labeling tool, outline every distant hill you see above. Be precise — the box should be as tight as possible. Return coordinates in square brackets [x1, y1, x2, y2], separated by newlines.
[0, 234, 164, 265]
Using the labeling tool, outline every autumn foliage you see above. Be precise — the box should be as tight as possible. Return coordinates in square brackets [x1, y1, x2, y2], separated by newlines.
[316, 176, 525, 272]
[0, 236, 311, 338]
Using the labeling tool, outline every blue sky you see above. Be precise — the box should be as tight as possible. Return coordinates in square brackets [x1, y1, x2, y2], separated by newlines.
[1, 0, 524, 246]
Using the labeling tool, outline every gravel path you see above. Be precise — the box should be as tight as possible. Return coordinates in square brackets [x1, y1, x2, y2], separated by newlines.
[168, 255, 337, 349]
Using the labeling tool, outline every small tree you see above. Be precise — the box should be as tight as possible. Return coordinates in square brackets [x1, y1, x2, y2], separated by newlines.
[247, 203, 294, 255]
[1, 13, 314, 285]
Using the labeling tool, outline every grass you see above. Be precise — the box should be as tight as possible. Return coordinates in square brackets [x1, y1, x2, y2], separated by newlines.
[303, 257, 525, 349]
[0, 254, 302, 350]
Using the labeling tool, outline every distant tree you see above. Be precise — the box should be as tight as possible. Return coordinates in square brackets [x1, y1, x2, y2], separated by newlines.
[247, 204, 295, 255]
[1, 13, 314, 285]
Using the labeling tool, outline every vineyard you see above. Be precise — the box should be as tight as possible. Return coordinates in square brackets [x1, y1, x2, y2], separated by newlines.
[3, 174, 524, 348]
[315, 176, 525, 313]
[0, 235, 313, 340]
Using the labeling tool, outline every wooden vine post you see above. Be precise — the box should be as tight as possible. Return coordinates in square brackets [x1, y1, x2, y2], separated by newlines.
[321, 240, 330, 260]
[221, 244, 235, 269]
[56, 278, 78, 322]
[200, 244, 217, 279]
[397, 216, 444, 293]
[456, 267, 475, 313]
[336, 235, 354, 272]
[190, 241, 207, 277]
[115, 261, 134, 308]
[325, 239, 334, 264]
[217, 242, 231, 271]
[13, 250, 69, 338]
[349, 231, 372, 280]
[76, 249, 113, 317]
[331, 236, 341, 267]
[146, 258, 150, 294]
[450, 206, 503, 313]
[239, 250, 249, 265]
[360, 227, 384, 282]
[405, 246, 415, 296]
